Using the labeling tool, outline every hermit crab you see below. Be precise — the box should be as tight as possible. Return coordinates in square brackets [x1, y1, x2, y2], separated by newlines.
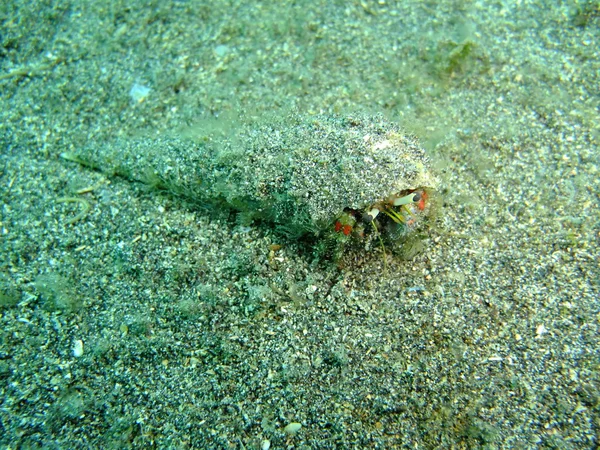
[334, 189, 430, 238]
[328, 187, 436, 262]
[63, 112, 438, 261]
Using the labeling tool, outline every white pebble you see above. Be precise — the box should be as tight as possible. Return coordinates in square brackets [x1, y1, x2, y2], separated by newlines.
[129, 82, 151, 103]
[261, 439, 271, 450]
[536, 324, 547, 337]
[73, 339, 84, 357]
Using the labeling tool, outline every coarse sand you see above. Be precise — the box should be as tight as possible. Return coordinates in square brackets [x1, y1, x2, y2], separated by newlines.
[1, 1, 598, 448]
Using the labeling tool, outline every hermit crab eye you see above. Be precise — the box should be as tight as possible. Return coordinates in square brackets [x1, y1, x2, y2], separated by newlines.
[393, 192, 418, 206]
[362, 207, 380, 223]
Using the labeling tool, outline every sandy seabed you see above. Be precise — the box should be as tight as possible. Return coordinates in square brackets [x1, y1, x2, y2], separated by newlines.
[1, 1, 598, 448]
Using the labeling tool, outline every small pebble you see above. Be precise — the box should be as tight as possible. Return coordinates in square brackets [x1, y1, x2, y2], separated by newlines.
[73, 339, 84, 358]
[129, 82, 151, 103]
[284, 422, 302, 435]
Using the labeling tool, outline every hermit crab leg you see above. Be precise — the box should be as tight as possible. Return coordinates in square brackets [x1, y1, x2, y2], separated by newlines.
[381, 207, 407, 224]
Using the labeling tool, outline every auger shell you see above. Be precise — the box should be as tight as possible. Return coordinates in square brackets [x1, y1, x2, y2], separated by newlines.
[67, 113, 438, 250]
